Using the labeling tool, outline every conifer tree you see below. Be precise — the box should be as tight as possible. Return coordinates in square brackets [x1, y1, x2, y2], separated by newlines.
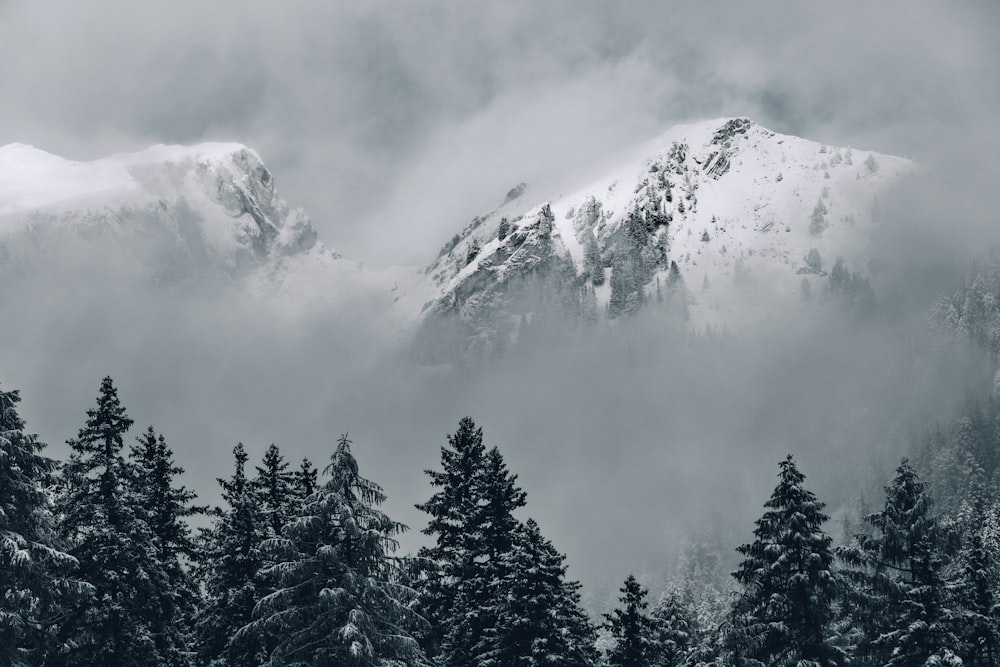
[194, 443, 269, 667]
[130, 426, 200, 666]
[246, 434, 427, 666]
[604, 575, 656, 667]
[53, 376, 168, 667]
[254, 443, 296, 538]
[476, 519, 597, 667]
[650, 589, 700, 667]
[730, 455, 842, 667]
[415, 418, 530, 666]
[840, 459, 958, 666]
[292, 456, 318, 502]
[0, 384, 83, 666]
[955, 510, 999, 667]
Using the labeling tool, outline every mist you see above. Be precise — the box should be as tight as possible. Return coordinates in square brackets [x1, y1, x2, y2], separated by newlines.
[2, 0, 1000, 612]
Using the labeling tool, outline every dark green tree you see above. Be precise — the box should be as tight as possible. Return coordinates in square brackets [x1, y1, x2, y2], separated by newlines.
[53, 377, 168, 667]
[840, 459, 958, 666]
[194, 443, 269, 667]
[415, 418, 528, 666]
[254, 443, 295, 538]
[0, 384, 84, 666]
[650, 589, 700, 667]
[730, 455, 842, 667]
[604, 575, 656, 667]
[130, 426, 200, 666]
[292, 456, 318, 502]
[476, 519, 597, 667]
[247, 434, 428, 666]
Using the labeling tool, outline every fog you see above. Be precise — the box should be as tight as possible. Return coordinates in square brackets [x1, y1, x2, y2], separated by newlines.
[2, 1, 1000, 602]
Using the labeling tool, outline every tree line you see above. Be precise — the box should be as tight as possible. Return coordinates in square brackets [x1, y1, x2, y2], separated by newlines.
[2, 376, 999, 666]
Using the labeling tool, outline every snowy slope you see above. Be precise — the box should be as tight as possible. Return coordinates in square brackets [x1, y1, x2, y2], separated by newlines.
[406, 118, 914, 337]
[0, 119, 915, 355]
[0, 141, 424, 318]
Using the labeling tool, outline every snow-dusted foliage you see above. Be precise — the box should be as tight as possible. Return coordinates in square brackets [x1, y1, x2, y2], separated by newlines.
[245, 435, 427, 666]
[839, 460, 958, 667]
[729, 455, 844, 667]
[53, 377, 189, 667]
[415, 418, 596, 667]
[0, 386, 83, 666]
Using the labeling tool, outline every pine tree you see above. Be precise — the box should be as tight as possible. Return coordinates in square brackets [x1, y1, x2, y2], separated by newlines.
[53, 376, 167, 667]
[955, 507, 999, 667]
[605, 575, 656, 667]
[254, 443, 296, 538]
[476, 519, 597, 667]
[130, 426, 200, 666]
[292, 456, 318, 502]
[194, 443, 269, 667]
[650, 589, 700, 667]
[0, 384, 84, 666]
[415, 417, 529, 666]
[840, 459, 958, 666]
[730, 455, 842, 667]
[584, 233, 604, 286]
[247, 434, 428, 666]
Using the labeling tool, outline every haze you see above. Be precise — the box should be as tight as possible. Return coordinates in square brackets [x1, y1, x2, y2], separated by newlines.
[2, 1, 1000, 599]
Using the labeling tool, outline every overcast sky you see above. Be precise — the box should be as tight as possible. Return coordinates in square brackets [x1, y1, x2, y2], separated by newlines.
[3, 2, 1000, 595]
[3, 2, 998, 266]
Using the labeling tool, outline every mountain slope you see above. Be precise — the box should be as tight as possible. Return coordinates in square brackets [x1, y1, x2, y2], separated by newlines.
[0, 119, 915, 356]
[398, 118, 914, 356]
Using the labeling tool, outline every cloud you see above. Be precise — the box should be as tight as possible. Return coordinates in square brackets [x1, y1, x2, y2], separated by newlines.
[2, 0, 1000, 598]
[3, 1, 997, 266]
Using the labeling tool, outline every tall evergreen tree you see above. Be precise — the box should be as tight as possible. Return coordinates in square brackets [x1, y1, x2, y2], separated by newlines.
[477, 519, 597, 667]
[246, 434, 428, 666]
[194, 443, 269, 667]
[650, 589, 700, 667]
[604, 575, 656, 667]
[415, 417, 531, 666]
[53, 377, 168, 667]
[840, 459, 958, 666]
[130, 426, 200, 666]
[292, 456, 318, 503]
[955, 507, 999, 667]
[730, 455, 842, 667]
[0, 384, 84, 666]
[254, 443, 295, 538]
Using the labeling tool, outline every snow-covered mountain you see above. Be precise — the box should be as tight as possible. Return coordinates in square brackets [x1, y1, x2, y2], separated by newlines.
[0, 141, 420, 313]
[404, 118, 914, 356]
[0, 119, 915, 356]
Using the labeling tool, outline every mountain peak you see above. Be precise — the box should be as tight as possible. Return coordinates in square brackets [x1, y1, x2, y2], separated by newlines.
[0, 140, 324, 277]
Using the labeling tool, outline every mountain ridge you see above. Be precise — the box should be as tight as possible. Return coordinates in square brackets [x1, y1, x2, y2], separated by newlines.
[0, 119, 916, 354]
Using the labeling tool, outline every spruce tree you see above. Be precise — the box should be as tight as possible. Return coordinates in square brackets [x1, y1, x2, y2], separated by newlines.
[292, 456, 318, 503]
[650, 589, 700, 667]
[246, 434, 427, 665]
[194, 443, 269, 667]
[0, 384, 83, 666]
[130, 426, 200, 666]
[730, 455, 842, 667]
[254, 443, 295, 538]
[604, 575, 656, 667]
[840, 459, 958, 666]
[955, 511, 999, 667]
[415, 417, 528, 666]
[477, 519, 597, 667]
[53, 376, 167, 667]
